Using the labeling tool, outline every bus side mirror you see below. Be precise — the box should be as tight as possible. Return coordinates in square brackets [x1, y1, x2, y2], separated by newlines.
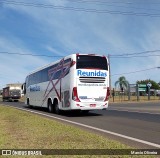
[21, 83, 26, 94]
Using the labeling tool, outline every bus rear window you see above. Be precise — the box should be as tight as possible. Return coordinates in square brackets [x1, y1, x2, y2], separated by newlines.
[76, 55, 108, 70]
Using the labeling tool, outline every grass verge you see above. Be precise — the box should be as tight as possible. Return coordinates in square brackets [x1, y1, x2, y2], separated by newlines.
[0, 104, 155, 158]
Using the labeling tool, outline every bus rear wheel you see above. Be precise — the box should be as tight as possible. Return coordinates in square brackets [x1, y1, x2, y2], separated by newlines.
[54, 100, 60, 114]
[48, 100, 53, 113]
[27, 98, 32, 108]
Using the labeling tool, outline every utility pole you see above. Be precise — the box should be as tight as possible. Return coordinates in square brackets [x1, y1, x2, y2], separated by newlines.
[136, 84, 139, 101]
[108, 54, 111, 97]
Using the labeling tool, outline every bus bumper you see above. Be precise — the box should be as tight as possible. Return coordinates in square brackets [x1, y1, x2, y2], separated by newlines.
[70, 101, 109, 110]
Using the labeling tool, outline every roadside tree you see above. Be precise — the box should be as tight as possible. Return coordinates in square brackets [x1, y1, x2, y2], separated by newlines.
[137, 79, 160, 90]
[115, 76, 129, 91]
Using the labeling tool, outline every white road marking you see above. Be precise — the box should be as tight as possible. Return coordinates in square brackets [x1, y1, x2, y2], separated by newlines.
[4, 105, 160, 148]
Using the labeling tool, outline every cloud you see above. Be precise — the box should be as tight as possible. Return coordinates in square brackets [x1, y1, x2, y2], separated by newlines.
[0, 36, 49, 88]
[1, 0, 160, 89]
[45, 45, 65, 56]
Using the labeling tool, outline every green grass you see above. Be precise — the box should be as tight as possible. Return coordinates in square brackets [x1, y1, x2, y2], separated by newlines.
[0, 104, 155, 158]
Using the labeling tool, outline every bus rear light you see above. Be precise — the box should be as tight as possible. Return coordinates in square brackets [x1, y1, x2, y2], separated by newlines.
[104, 87, 110, 101]
[72, 87, 80, 102]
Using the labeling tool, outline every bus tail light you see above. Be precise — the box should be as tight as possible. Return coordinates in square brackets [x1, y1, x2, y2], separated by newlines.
[72, 87, 80, 102]
[104, 87, 110, 101]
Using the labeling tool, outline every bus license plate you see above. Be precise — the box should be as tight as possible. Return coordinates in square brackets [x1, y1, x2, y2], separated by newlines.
[90, 104, 96, 107]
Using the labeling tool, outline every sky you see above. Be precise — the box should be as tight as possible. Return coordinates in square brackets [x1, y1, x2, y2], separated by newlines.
[0, 0, 160, 89]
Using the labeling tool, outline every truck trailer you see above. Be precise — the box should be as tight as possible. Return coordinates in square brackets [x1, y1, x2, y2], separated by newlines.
[2, 86, 21, 102]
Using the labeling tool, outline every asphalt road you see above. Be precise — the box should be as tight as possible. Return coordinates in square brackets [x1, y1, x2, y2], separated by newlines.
[109, 102, 160, 114]
[1, 101, 160, 149]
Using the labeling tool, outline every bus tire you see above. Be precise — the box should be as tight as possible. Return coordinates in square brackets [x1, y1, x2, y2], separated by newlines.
[54, 100, 60, 114]
[48, 100, 53, 113]
[27, 98, 32, 108]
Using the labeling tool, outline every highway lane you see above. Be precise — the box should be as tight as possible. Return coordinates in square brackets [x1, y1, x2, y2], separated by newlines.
[1, 101, 160, 149]
[109, 102, 160, 114]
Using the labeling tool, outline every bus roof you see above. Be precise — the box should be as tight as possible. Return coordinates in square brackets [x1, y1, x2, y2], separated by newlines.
[27, 53, 107, 76]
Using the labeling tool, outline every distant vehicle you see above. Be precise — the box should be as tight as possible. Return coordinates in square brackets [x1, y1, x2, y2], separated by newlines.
[156, 90, 160, 96]
[2, 86, 21, 102]
[22, 53, 110, 114]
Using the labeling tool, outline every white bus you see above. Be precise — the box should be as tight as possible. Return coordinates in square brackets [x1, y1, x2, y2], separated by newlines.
[23, 54, 110, 114]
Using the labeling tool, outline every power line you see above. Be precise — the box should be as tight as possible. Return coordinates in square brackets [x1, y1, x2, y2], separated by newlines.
[110, 50, 160, 57]
[64, 0, 160, 13]
[0, 51, 159, 78]
[0, 51, 160, 58]
[1, 0, 160, 17]
[110, 55, 160, 58]
[64, 0, 160, 5]
[111, 67, 158, 76]
[0, 52, 63, 57]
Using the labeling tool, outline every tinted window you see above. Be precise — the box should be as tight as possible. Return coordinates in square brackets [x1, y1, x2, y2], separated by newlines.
[76, 55, 108, 70]
[27, 58, 71, 86]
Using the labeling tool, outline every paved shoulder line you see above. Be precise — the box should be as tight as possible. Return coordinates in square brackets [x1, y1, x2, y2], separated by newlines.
[4, 105, 160, 149]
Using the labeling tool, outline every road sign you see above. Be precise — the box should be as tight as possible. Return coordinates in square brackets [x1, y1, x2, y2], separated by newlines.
[138, 84, 146, 88]
[147, 82, 152, 88]
[138, 87, 146, 91]
[138, 84, 146, 91]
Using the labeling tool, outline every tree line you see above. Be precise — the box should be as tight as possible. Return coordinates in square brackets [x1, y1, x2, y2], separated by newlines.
[115, 76, 160, 90]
